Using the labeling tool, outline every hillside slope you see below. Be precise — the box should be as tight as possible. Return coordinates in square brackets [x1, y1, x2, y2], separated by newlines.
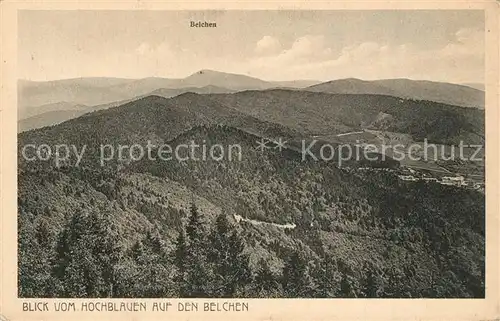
[18, 93, 485, 298]
[19, 70, 317, 110]
[307, 78, 484, 109]
[210, 90, 484, 145]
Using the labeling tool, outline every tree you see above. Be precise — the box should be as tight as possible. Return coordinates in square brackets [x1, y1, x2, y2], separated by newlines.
[253, 258, 282, 297]
[207, 213, 251, 297]
[362, 267, 381, 298]
[282, 250, 316, 297]
[131, 240, 145, 262]
[313, 256, 338, 297]
[143, 229, 164, 256]
[127, 231, 173, 298]
[183, 202, 212, 297]
[51, 210, 122, 297]
[87, 211, 122, 297]
[35, 218, 52, 249]
[227, 229, 252, 295]
[174, 230, 188, 296]
[340, 273, 357, 298]
[186, 203, 204, 243]
[18, 213, 54, 297]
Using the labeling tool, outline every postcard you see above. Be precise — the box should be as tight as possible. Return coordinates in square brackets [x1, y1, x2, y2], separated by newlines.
[1, 1, 498, 320]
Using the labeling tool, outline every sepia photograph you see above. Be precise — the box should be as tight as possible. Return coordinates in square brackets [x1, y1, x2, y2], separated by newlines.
[1, 2, 499, 320]
[15, 9, 487, 300]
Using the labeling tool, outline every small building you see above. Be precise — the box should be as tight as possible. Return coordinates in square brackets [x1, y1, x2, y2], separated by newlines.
[441, 176, 466, 186]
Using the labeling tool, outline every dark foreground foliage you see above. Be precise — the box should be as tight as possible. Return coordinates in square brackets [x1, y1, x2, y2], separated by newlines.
[18, 125, 484, 298]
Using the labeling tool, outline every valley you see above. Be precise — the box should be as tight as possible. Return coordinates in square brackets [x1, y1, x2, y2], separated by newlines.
[17, 71, 485, 299]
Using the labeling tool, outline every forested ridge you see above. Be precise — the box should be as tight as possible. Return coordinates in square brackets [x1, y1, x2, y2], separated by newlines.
[18, 124, 484, 298]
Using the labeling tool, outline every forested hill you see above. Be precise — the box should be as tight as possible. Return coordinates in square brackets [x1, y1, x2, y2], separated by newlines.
[18, 121, 485, 298]
[18, 94, 297, 145]
[306, 78, 484, 109]
[18, 94, 305, 169]
[19, 90, 485, 149]
[209, 90, 485, 145]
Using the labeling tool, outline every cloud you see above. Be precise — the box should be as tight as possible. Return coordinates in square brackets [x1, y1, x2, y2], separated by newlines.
[134, 42, 173, 57]
[243, 29, 484, 83]
[250, 35, 333, 69]
[19, 24, 484, 84]
[135, 43, 150, 55]
[255, 36, 282, 55]
[456, 27, 483, 47]
[440, 27, 484, 58]
[288, 35, 332, 58]
[72, 41, 185, 78]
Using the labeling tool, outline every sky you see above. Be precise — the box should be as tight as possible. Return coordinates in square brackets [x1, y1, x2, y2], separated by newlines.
[18, 10, 485, 83]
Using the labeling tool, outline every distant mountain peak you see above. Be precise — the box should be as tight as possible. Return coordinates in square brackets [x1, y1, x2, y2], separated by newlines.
[132, 94, 170, 104]
[191, 69, 231, 77]
[175, 92, 201, 99]
[343, 77, 364, 81]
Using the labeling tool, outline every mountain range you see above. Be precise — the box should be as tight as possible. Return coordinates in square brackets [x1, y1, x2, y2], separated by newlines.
[18, 85, 238, 132]
[18, 83, 485, 298]
[19, 90, 485, 149]
[18, 70, 484, 132]
[18, 70, 318, 109]
[306, 78, 484, 108]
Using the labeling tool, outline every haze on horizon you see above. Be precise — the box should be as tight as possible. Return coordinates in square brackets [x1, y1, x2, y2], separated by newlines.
[18, 10, 485, 84]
